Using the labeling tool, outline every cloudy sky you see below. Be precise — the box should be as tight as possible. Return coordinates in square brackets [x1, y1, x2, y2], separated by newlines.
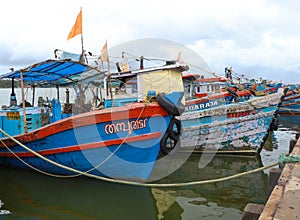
[0, 0, 299, 83]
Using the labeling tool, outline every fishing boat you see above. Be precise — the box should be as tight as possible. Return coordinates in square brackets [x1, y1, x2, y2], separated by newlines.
[182, 73, 252, 108]
[277, 85, 300, 129]
[0, 59, 187, 181]
[175, 71, 285, 155]
[278, 85, 300, 115]
[86, 55, 285, 155]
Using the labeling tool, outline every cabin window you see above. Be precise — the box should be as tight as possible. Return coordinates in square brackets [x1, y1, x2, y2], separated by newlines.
[184, 84, 191, 98]
[196, 86, 207, 93]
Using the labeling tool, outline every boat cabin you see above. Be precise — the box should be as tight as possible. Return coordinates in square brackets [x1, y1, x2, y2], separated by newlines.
[0, 59, 187, 137]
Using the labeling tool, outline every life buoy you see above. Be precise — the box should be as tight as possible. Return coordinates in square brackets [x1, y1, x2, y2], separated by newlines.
[160, 117, 182, 155]
[157, 93, 185, 116]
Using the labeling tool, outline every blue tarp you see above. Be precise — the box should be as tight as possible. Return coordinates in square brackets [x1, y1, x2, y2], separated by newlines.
[0, 59, 104, 86]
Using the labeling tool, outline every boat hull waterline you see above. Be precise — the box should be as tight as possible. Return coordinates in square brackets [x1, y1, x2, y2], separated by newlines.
[179, 92, 283, 154]
[0, 103, 172, 181]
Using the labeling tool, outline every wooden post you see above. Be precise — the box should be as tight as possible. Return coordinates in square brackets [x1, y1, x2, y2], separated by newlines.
[32, 85, 35, 106]
[20, 70, 28, 133]
[56, 85, 60, 100]
[296, 132, 300, 140]
[106, 46, 113, 107]
[109, 77, 114, 107]
[242, 203, 264, 220]
[289, 139, 297, 154]
[66, 88, 70, 104]
[268, 168, 282, 197]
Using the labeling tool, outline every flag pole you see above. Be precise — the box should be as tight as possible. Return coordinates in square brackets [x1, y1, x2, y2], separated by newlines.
[105, 40, 114, 107]
[81, 32, 84, 56]
[80, 29, 85, 63]
[67, 7, 84, 62]
[80, 7, 85, 63]
[20, 70, 28, 134]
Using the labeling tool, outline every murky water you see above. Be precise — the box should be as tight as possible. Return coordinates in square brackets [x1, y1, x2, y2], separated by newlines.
[0, 89, 298, 219]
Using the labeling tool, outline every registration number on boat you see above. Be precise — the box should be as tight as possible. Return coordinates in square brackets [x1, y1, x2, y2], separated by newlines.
[6, 112, 20, 120]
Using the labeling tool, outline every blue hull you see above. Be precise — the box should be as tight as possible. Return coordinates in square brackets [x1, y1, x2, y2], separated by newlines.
[0, 105, 172, 181]
[278, 93, 300, 114]
[277, 114, 300, 130]
[179, 93, 282, 153]
[0, 140, 161, 181]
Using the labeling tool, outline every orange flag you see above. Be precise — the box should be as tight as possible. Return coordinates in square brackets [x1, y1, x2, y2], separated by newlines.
[67, 8, 82, 40]
[100, 41, 109, 62]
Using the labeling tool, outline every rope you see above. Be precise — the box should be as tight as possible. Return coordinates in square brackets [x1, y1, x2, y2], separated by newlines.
[0, 138, 80, 178]
[279, 155, 300, 164]
[0, 100, 147, 178]
[0, 128, 283, 188]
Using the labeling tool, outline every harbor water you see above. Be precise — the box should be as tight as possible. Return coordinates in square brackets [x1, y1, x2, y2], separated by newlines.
[0, 88, 299, 220]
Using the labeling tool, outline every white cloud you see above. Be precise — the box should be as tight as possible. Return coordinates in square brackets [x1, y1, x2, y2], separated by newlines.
[0, 0, 299, 83]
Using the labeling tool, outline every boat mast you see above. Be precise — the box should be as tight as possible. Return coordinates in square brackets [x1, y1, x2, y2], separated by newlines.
[80, 7, 85, 63]
[80, 29, 85, 63]
[101, 41, 113, 107]
[67, 7, 84, 63]
[20, 70, 28, 133]
[56, 85, 60, 100]
[9, 68, 17, 106]
[32, 85, 36, 107]
[108, 58, 114, 107]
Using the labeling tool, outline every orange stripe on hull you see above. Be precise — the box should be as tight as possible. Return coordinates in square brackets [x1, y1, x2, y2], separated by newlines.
[0, 103, 168, 148]
[0, 132, 162, 158]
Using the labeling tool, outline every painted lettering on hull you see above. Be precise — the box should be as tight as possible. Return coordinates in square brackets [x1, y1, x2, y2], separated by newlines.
[227, 111, 251, 118]
[6, 112, 20, 120]
[185, 101, 219, 111]
[104, 118, 147, 135]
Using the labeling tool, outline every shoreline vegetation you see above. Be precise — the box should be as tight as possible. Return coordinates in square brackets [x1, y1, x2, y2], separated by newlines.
[0, 80, 20, 88]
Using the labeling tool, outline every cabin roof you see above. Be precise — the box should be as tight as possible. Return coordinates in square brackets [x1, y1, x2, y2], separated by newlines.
[0, 59, 104, 86]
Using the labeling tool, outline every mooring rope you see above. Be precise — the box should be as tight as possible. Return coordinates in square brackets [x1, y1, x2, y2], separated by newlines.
[0, 138, 79, 178]
[0, 128, 285, 188]
[0, 100, 148, 179]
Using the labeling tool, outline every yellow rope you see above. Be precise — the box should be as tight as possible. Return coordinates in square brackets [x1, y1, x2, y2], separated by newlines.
[0, 138, 80, 178]
[0, 100, 148, 178]
[0, 128, 279, 188]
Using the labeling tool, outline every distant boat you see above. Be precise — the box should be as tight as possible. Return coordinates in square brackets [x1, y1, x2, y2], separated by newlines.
[174, 73, 285, 155]
[277, 85, 300, 130]
[0, 59, 187, 181]
[278, 85, 300, 115]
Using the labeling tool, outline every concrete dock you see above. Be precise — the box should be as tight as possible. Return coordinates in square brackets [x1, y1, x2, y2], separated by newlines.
[243, 135, 300, 220]
[259, 136, 300, 220]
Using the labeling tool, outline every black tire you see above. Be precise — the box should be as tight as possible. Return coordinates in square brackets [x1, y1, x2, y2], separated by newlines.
[167, 118, 181, 140]
[160, 117, 182, 155]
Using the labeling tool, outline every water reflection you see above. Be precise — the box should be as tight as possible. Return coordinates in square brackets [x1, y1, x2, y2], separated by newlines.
[0, 153, 269, 220]
[152, 154, 268, 219]
[263, 131, 278, 151]
[0, 167, 157, 220]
